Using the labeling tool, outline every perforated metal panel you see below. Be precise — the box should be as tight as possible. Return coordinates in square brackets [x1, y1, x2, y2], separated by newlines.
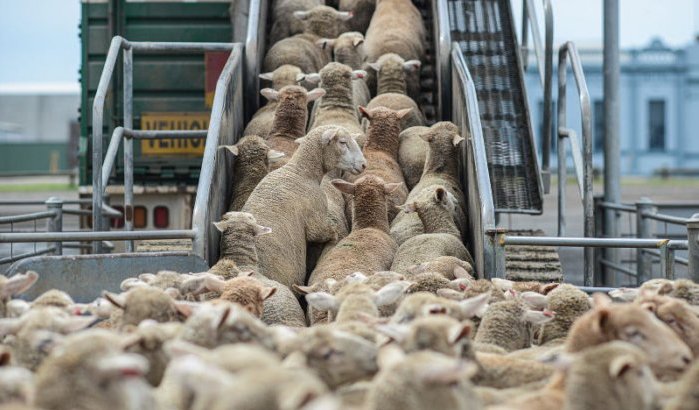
[447, 0, 543, 214]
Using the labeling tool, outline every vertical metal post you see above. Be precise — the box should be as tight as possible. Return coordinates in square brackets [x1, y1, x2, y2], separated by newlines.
[45, 197, 63, 255]
[123, 47, 135, 252]
[492, 230, 507, 279]
[593, 195, 605, 283]
[635, 197, 655, 285]
[659, 244, 675, 280]
[687, 213, 699, 282]
[557, 134, 566, 237]
[541, 0, 554, 194]
[603, 0, 621, 283]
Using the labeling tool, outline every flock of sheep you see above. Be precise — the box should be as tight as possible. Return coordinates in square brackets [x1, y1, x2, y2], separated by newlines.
[1, 0, 699, 409]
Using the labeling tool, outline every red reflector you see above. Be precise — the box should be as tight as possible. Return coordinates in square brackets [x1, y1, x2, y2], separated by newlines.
[134, 206, 147, 228]
[154, 206, 169, 229]
[111, 205, 125, 229]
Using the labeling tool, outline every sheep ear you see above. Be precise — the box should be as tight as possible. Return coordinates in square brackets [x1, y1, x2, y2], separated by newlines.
[351, 70, 367, 80]
[374, 281, 410, 307]
[384, 182, 403, 194]
[305, 292, 340, 312]
[316, 38, 335, 50]
[436, 288, 464, 301]
[331, 179, 356, 195]
[217, 305, 232, 329]
[139, 273, 156, 283]
[164, 288, 181, 299]
[120, 277, 145, 291]
[258, 72, 274, 81]
[304, 73, 321, 85]
[609, 355, 636, 379]
[293, 10, 310, 20]
[259, 287, 277, 301]
[102, 291, 126, 310]
[396, 202, 417, 213]
[640, 302, 655, 313]
[592, 293, 613, 308]
[213, 221, 228, 232]
[306, 88, 326, 102]
[452, 134, 465, 146]
[523, 309, 555, 325]
[254, 224, 273, 236]
[358, 106, 371, 119]
[352, 37, 364, 47]
[335, 10, 353, 21]
[95, 353, 149, 379]
[295, 73, 306, 83]
[0, 351, 10, 366]
[403, 59, 422, 72]
[453, 265, 474, 279]
[174, 301, 198, 318]
[267, 149, 285, 163]
[292, 284, 314, 295]
[395, 108, 412, 119]
[592, 308, 611, 335]
[3, 271, 39, 298]
[294, 136, 306, 145]
[541, 283, 559, 295]
[204, 275, 226, 293]
[368, 62, 381, 72]
[418, 132, 432, 143]
[346, 272, 368, 283]
[375, 323, 409, 342]
[459, 292, 490, 318]
[60, 315, 98, 333]
[491, 278, 514, 291]
[520, 291, 549, 310]
[260, 88, 279, 101]
[434, 187, 448, 204]
[239, 270, 255, 277]
[0, 318, 23, 338]
[448, 323, 472, 345]
[218, 144, 239, 156]
[321, 128, 339, 145]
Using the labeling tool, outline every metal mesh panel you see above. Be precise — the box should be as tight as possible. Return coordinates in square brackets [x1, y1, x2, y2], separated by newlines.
[448, 0, 543, 214]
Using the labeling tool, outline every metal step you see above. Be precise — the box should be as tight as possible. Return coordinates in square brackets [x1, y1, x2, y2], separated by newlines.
[504, 230, 562, 282]
[447, 0, 543, 214]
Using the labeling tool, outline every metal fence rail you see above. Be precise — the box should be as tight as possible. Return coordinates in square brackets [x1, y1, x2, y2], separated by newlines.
[451, 43, 497, 279]
[556, 41, 594, 285]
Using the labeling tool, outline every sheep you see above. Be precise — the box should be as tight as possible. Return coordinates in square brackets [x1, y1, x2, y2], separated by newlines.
[304, 281, 409, 325]
[407, 255, 475, 281]
[0, 307, 97, 370]
[0, 272, 38, 318]
[664, 278, 699, 305]
[349, 106, 412, 222]
[268, 0, 323, 45]
[208, 367, 332, 410]
[219, 136, 285, 212]
[636, 293, 699, 356]
[245, 65, 306, 138]
[565, 293, 692, 381]
[164, 339, 281, 374]
[120, 270, 200, 299]
[398, 125, 428, 189]
[264, 6, 353, 74]
[390, 186, 473, 274]
[365, 347, 482, 410]
[391, 291, 490, 324]
[188, 273, 277, 319]
[306, 176, 402, 318]
[284, 325, 379, 389]
[368, 53, 421, 95]
[34, 329, 155, 410]
[364, 0, 425, 100]
[375, 315, 474, 359]
[491, 278, 560, 295]
[212, 211, 307, 327]
[537, 284, 590, 345]
[263, 85, 326, 170]
[665, 358, 699, 410]
[308, 62, 366, 139]
[102, 286, 184, 330]
[473, 299, 555, 352]
[338, 0, 374, 33]
[364, 93, 425, 130]
[391, 122, 467, 245]
[121, 320, 182, 387]
[0, 366, 34, 406]
[241, 125, 366, 290]
[472, 352, 555, 389]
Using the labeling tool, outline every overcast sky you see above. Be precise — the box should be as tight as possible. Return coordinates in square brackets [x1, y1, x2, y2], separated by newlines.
[0, 0, 697, 84]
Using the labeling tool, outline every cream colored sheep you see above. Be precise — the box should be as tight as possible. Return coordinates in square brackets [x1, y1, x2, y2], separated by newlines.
[0, 272, 38, 318]
[269, 0, 323, 45]
[245, 65, 306, 138]
[368, 53, 421, 95]
[365, 93, 425, 130]
[308, 62, 365, 139]
[636, 293, 699, 356]
[398, 125, 428, 189]
[474, 299, 555, 352]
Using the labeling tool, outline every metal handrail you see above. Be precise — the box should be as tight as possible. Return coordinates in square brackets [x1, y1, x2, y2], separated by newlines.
[433, 0, 451, 120]
[450, 44, 497, 279]
[0, 211, 56, 225]
[244, 0, 268, 121]
[557, 41, 594, 285]
[91, 36, 235, 252]
[520, 0, 554, 193]
[640, 211, 689, 226]
[191, 45, 245, 264]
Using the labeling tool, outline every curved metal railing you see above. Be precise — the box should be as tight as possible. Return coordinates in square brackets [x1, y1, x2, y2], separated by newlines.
[244, 0, 269, 122]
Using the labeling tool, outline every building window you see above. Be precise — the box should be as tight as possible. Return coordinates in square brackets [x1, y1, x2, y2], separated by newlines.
[648, 99, 666, 151]
[593, 100, 604, 152]
[538, 100, 556, 154]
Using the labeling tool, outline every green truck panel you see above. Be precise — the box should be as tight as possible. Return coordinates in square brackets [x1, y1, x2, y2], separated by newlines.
[79, 0, 233, 186]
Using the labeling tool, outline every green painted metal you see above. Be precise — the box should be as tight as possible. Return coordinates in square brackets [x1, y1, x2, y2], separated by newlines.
[79, 0, 233, 186]
[0, 143, 71, 173]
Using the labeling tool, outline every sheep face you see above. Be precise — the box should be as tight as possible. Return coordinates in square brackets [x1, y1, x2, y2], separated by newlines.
[103, 287, 181, 329]
[319, 127, 366, 175]
[567, 297, 692, 381]
[638, 294, 699, 357]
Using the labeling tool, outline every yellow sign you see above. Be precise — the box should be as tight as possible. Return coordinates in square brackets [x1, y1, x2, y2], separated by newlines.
[140, 112, 209, 156]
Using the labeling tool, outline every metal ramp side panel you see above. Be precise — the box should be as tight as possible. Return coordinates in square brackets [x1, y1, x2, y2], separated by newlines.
[447, 0, 543, 214]
[5, 252, 209, 303]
